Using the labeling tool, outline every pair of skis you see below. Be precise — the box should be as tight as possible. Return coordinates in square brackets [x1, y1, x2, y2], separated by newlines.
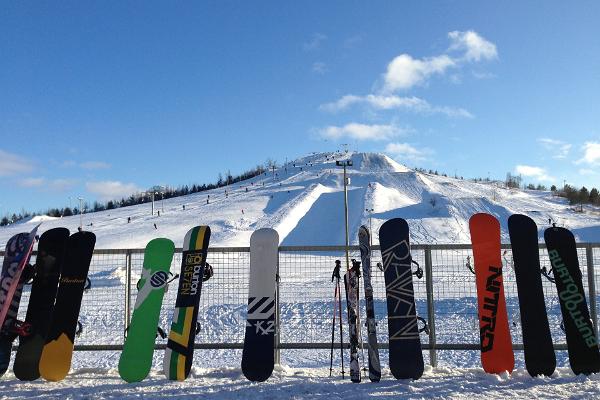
[469, 213, 600, 376]
[118, 225, 211, 382]
[0, 227, 96, 382]
[335, 219, 426, 383]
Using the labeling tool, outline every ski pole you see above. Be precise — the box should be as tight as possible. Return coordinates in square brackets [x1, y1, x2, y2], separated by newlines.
[329, 270, 340, 376]
[334, 260, 345, 378]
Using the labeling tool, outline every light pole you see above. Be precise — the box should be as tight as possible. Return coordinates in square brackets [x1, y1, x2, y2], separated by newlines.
[336, 159, 353, 271]
[78, 197, 83, 229]
[365, 208, 374, 246]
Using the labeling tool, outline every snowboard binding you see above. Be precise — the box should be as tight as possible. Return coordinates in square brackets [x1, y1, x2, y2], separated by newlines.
[416, 316, 429, 335]
[541, 266, 555, 283]
[411, 260, 423, 279]
[350, 259, 361, 276]
[202, 263, 213, 282]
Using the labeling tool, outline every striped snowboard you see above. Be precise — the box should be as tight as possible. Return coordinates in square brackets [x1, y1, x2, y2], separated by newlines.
[164, 226, 211, 380]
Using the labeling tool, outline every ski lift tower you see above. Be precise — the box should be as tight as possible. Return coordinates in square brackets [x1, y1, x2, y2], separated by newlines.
[336, 159, 353, 271]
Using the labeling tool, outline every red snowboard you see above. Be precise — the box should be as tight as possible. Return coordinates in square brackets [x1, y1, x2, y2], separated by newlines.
[469, 213, 514, 374]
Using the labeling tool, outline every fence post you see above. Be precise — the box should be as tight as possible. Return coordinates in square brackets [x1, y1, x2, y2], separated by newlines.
[424, 245, 437, 367]
[124, 249, 132, 338]
[586, 244, 598, 337]
[274, 247, 281, 365]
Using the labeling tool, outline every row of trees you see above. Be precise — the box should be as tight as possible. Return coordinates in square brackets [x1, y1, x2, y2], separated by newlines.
[0, 164, 268, 226]
[559, 185, 600, 208]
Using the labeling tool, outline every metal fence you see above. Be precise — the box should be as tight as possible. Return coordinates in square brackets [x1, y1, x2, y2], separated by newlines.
[2, 244, 599, 368]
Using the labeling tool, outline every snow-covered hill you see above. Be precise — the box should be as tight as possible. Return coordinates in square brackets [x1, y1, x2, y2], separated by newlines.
[2, 151, 600, 249]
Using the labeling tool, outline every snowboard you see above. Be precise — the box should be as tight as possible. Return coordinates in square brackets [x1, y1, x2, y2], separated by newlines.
[0, 225, 39, 376]
[119, 238, 175, 383]
[378, 218, 424, 380]
[544, 226, 600, 375]
[241, 228, 278, 382]
[38, 231, 95, 381]
[164, 226, 211, 381]
[14, 227, 70, 381]
[344, 261, 361, 383]
[469, 213, 514, 374]
[359, 226, 381, 382]
[508, 214, 555, 377]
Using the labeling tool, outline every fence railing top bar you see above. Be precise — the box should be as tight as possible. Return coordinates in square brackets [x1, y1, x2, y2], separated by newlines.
[2, 243, 600, 257]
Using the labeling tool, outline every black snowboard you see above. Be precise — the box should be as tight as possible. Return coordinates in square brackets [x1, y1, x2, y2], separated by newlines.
[508, 215, 555, 377]
[38, 231, 96, 381]
[378, 218, 424, 380]
[241, 228, 278, 382]
[544, 226, 600, 375]
[13, 227, 70, 381]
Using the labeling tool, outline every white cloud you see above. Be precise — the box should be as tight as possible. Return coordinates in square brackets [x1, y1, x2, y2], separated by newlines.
[385, 142, 433, 163]
[343, 34, 363, 49]
[49, 178, 78, 191]
[19, 177, 45, 187]
[537, 138, 572, 159]
[380, 30, 497, 92]
[515, 165, 554, 181]
[448, 30, 498, 62]
[320, 123, 405, 141]
[0, 149, 34, 176]
[86, 180, 141, 200]
[576, 142, 600, 166]
[61, 160, 77, 168]
[382, 54, 455, 92]
[579, 168, 596, 175]
[312, 62, 327, 74]
[320, 94, 473, 118]
[303, 33, 327, 51]
[18, 177, 77, 191]
[80, 161, 111, 170]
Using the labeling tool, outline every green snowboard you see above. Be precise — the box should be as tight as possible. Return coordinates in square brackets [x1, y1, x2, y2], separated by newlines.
[118, 238, 175, 382]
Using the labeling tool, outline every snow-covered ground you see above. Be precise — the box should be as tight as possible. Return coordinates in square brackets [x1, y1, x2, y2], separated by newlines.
[2, 151, 600, 249]
[1, 152, 600, 397]
[1, 366, 599, 399]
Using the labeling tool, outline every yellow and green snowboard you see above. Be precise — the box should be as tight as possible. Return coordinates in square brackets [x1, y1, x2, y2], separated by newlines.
[118, 238, 175, 383]
[164, 225, 211, 380]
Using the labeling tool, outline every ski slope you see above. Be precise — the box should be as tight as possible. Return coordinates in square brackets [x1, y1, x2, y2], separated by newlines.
[1, 151, 600, 398]
[2, 151, 600, 249]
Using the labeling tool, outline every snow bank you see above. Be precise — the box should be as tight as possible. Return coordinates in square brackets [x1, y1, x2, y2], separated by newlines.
[1, 366, 598, 399]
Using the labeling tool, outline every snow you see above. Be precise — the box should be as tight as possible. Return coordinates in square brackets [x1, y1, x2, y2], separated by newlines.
[1, 366, 599, 399]
[1, 151, 600, 397]
[2, 151, 600, 249]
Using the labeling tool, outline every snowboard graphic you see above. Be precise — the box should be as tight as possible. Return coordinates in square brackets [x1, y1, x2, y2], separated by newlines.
[544, 226, 600, 375]
[508, 214, 555, 377]
[241, 228, 278, 382]
[378, 218, 424, 380]
[469, 213, 514, 374]
[14, 227, 70, 381]
[39, 231, 96, 381]
[344, 261, 361, 383]
[164, 226, 211, 381]
[0, 225, 39, 376]
[119, 238, 175, 383]
[359, 225, 381, 382]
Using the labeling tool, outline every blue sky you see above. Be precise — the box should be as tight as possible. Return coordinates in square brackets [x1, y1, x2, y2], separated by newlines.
[1, 1, 599, 216]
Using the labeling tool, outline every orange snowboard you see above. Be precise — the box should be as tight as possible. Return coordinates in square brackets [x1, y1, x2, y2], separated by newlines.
[469, 213, 514, 374]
